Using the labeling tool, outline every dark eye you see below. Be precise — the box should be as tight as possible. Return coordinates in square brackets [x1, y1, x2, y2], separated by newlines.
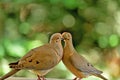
[57, 37, 60, 39]
[64, 37, 69, 40]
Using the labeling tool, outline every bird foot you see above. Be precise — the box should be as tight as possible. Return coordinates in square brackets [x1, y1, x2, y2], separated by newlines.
[42, 77, 46, 80]
[37, 78, 46, 80]
[37, 75, 46, 80]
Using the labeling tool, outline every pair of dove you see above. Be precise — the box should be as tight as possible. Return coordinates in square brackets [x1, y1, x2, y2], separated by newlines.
[0, 32, 107, 80]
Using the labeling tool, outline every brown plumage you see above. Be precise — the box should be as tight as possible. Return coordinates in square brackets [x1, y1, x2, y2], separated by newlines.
[62, 32, 107, 80]
[0, 33, 63, 80]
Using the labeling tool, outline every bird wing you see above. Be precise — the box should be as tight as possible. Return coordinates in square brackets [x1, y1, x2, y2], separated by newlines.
[69, 51, 102, 75]
[9, 44, 59, 70]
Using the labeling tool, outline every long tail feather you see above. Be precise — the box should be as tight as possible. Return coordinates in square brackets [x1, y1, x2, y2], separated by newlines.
[95, 74, 108, 80]
[0, 69, 20, 80]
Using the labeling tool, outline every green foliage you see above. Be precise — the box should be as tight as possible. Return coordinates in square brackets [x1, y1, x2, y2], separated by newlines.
[19, 22, 31, 34]
[109, 34, 119, 47]
[0, 45, 5, 58]
[98, 36, 109, 48]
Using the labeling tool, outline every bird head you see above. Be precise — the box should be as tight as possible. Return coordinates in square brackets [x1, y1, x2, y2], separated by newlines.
[50, 33, 62, 43]
[62, 32, 72, 41]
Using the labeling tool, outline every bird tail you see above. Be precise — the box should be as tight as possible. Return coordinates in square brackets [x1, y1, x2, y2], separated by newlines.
[0, 69, 20, 80]
[95, 74, 108, 80]
[9, 61, 24, 69]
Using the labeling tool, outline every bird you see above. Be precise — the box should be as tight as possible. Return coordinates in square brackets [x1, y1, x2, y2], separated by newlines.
[0, 33, 63, 80]
[62, 32, 107, 80]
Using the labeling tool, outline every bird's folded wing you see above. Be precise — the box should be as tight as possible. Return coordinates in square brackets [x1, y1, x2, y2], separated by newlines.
[9, 44, 58, 70]
[20, 44, 49, 61]
[69, 51, 103, 75]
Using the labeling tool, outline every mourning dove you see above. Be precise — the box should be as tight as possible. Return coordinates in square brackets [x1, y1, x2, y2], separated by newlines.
[0, 33, 63, 80]
[62, 32, 107, 80]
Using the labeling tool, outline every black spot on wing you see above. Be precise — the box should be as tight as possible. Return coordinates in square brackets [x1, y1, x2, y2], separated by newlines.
[87, 63, 90, 66]
[87, 63, 93, 67]
[36, 61, 40, 64]
[29, 59, 32, 62]
[9, 61, 19, 65]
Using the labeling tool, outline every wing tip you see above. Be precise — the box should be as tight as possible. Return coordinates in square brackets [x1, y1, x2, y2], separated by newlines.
[9, 61, 23, 69]
[9, 61, 19, 65]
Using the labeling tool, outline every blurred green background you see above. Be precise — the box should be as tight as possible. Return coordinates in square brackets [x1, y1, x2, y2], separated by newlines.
[0, 0, 120, 80]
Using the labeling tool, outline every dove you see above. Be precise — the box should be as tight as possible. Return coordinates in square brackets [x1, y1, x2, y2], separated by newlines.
[0, 33, 63, 80]
[62, 32, 107, 80]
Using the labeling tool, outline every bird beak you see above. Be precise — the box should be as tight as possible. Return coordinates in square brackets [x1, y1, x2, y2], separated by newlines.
[61, 38, 64, 41]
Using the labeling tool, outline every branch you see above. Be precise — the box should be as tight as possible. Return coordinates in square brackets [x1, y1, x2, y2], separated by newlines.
[6, 77, 71, 80]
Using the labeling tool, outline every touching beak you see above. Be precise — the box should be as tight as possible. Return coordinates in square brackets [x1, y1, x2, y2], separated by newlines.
[61, 38, 64, 41]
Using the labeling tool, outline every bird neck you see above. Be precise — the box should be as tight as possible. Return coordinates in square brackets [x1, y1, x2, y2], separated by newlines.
[51, 42, 63, 58]
[64, 40, 74, 55]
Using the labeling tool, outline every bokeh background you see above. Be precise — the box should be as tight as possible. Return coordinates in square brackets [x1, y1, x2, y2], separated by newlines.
[0, 0, 120, 80]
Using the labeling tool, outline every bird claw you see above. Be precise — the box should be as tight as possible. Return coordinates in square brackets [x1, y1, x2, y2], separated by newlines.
[42, 77, 46, 80]
[37, 78, 46, 80]
[37, 75, 46, 80]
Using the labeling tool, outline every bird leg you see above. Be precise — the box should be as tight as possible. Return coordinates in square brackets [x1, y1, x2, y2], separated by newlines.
[37, 75, 46, 80]
[37, 75, 42, 80]
[73, 77, 81, 80]
[41, 76, 46, 80]
[73, 77, 77, 80]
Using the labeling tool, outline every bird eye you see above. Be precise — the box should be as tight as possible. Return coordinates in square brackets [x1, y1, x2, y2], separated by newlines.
[65, 38, 69, 40]
[57, 37, 60, 39]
